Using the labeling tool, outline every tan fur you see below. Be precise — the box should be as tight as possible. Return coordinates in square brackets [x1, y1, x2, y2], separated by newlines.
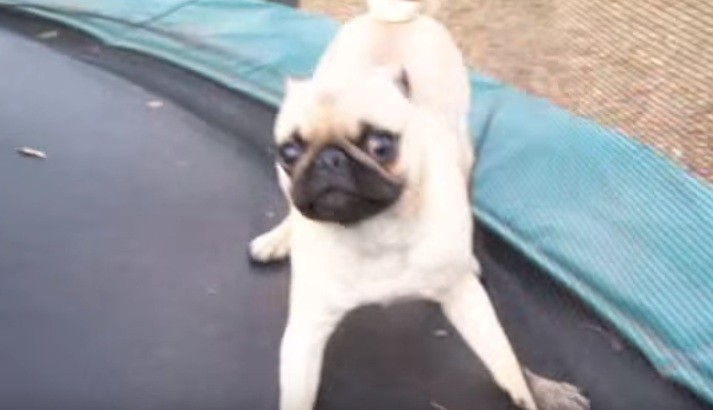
[250, 2, 588, 410]
[274, 70, 538, 410]
[253, 0, 471, 264]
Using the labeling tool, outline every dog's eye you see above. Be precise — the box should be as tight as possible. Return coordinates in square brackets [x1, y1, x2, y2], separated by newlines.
[364, 132, 397, 163]
[278, 140, 305, 166]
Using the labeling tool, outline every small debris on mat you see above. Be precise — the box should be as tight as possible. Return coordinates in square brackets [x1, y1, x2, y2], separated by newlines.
[433, 329, 449, 338]
[430, 401, 449, 410]
[266, 211, 276, 219]
[36, 30, 59, 40]
[582, 323, 624, 352]
[206, 285, 218, 295]
[146, 100, 164, 109]
[87, 45, 103, 55]
[16, 147, 47, 159]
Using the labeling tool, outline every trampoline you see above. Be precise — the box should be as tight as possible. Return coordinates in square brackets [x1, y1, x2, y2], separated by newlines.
[0, 2, 711, 409]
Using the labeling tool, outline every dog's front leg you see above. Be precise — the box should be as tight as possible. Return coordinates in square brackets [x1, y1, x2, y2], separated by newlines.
[249, 211, 293, 263]
[280, 303, 345, 410]
[249, 166, 295, 263]
[440, 271, 538, 410]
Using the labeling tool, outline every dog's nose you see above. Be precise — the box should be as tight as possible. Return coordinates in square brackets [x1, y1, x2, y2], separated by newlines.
[316, 147, 349, 171]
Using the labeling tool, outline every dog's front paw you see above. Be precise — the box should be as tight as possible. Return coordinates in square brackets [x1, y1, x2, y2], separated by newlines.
[524, 369, 590, 410]
[249, 226, 290, 264]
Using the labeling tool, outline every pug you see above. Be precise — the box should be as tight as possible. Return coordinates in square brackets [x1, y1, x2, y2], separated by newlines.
[270, 65, 541, 409]
[250, 1, 589, 409]
[249, 0, 473, 263]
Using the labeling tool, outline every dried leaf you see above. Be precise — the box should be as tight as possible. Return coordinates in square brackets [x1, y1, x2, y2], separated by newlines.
[37, 30, 59, 40]
[16, 147, 47, 159]
[433, 329, 449, 338]
[146, 100, 164, 109]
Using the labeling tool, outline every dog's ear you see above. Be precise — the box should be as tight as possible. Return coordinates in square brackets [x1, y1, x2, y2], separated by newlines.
[395, 68, 411, 99]
[374, 65, 411, 99]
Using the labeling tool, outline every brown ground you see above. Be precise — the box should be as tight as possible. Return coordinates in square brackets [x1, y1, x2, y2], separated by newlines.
[301, 0, 713, 182]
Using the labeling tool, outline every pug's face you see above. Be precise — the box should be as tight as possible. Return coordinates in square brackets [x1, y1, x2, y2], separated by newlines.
[273, 70, 412, 225]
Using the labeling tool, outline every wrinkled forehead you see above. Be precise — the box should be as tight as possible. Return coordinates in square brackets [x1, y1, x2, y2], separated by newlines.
[274, 75, 409, 144]
[274, 86, 360, 144]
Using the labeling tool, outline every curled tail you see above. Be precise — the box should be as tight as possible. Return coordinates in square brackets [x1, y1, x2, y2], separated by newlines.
[366, 0, 437, 22]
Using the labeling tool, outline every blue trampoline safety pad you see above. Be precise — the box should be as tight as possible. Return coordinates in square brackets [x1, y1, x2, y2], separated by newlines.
[6, 0, 713, 404]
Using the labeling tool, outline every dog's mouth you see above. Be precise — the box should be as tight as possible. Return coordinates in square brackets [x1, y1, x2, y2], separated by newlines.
[289, 144, 405, 225]
[295, 187, 400, 225]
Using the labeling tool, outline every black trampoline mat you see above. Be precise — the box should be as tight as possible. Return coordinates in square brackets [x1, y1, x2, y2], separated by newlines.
[0, 11, 709, 410]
